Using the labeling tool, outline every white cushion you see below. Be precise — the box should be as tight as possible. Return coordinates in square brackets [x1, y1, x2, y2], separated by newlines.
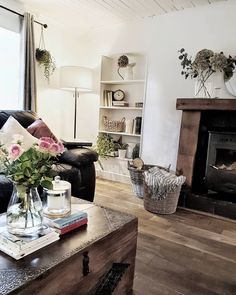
[0, 116, 38, 151]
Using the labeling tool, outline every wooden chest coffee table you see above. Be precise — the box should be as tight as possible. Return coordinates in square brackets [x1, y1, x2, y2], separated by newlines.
[0, 198, 138, 295]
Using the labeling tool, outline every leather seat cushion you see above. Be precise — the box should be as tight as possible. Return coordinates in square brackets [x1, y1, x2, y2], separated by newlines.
[59, 148, 98, 168]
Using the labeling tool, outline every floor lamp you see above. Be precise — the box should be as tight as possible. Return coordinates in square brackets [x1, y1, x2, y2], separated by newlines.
[60, 66, 93, 139]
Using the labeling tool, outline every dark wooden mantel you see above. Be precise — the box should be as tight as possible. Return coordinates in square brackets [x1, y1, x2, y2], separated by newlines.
[176, 98, 236, 187]
[177, 98, 236, 111]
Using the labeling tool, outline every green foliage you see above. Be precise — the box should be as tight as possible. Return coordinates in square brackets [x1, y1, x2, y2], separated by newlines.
[93, 134, 115, 158]
[36, 48, 56, 82]
[116, 142, 128, 150]
[5, 147, 55, 189]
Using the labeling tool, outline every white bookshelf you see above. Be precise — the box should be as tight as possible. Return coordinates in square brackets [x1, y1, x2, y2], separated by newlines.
[98, 53, 147, 183]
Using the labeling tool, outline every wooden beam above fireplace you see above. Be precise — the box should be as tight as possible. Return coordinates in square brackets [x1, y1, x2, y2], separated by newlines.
[176, 98, 236, 111]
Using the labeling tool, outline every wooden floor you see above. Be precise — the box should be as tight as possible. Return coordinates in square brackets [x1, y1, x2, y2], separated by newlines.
[94, 178, 236, 295]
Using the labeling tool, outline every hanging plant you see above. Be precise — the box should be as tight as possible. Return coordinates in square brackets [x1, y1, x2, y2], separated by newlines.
[35, 26, 56, 82]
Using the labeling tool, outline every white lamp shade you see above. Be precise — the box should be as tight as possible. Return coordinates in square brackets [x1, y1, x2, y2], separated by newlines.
[60, 66, 93, 92]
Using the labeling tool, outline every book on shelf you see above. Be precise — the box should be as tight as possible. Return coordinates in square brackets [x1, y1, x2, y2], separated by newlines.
[112, 101, 129, 107]
[44, 209, 88, 229]
[55, 218, 88, 235]
[0, 226, 60, 260]
[132, 117, 142, 134]
[103, 90, 113, 106]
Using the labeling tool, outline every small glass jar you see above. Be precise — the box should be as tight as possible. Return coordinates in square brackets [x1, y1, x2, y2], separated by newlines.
[43, 176, 71, 217]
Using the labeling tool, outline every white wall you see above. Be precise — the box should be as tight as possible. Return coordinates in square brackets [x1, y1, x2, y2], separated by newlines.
[2, 0, 236, 170]
[0, 0, 92, 140]
[71, 0, 236, 170]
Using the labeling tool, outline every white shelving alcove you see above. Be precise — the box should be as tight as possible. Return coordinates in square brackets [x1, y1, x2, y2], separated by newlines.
[96, 53, 147, 183]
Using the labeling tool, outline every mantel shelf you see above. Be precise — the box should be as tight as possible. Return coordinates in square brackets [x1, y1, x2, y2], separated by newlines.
[176, 98, 236, 111]
[100, 80, 145, 85]
[99, 106, 143, 110]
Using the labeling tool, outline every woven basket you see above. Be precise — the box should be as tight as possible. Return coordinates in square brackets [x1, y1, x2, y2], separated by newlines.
[103, 116, 125, 132]
[143, 182, 181, 214]
[128, 163, 154, 198]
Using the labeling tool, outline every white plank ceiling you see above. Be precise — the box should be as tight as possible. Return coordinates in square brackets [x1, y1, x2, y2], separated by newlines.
[18, 0, 228, 34]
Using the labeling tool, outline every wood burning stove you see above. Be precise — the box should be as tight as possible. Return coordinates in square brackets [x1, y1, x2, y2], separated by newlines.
[205, 132, 236, 194]
[176, 99, 236, 219]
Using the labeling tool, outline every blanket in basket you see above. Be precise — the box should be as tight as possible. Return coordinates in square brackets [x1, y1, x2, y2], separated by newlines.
[144, 167, 186, 200]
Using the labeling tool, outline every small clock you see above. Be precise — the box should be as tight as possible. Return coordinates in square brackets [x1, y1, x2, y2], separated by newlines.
[113, 89, 125, 101]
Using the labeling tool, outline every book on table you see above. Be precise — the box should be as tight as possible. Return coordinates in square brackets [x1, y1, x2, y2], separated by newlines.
[0, 226, 60, 260]
[55, 218, 88, 235]
[44, 208, 88, 235]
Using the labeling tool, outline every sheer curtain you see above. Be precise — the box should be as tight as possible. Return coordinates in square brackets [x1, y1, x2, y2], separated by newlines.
[21, 12, 37, 112]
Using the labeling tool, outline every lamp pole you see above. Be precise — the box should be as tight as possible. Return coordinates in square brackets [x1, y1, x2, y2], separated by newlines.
[74, 87, 78, 139]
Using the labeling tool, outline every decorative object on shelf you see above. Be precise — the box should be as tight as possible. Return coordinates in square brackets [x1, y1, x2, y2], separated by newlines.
[36, 26, 56, 82]
[60, 66, 93, 139]
[93, 134, 116, 169]
[113, 101, 129, 107]
[117, 143, 128, 158]
[117, 55, 129, 80]
[103, 116, 125, 132]
[178, 48, 236, 98]
[132, 143, 140, 159]
[126, 142, 136, 159]
[135, 102, 143, 108]
[0, 135, 64, 236]
[113, 89, 125, 101]
[43, 176, 71, 218]
[133, 117, 142, 134]
[124, 63, 136, 80]
[125, 119, 134, 134]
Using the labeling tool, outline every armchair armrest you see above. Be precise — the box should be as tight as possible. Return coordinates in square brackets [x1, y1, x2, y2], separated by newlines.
[58, 148, 98, 168]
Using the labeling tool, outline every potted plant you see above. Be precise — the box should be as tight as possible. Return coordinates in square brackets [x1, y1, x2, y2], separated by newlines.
[36, 48, 56, 82]
[93, 134, 116, 169]
[117, 142, 128, 158]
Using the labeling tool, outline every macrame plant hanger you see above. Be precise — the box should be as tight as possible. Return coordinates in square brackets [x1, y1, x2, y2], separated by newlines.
[36, 26, 56, 82]
[38, 25, 46, 51]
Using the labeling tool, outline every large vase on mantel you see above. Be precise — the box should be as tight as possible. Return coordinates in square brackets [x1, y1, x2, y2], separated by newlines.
[6, 184, 43, 236]
[194, 71, 229, 99]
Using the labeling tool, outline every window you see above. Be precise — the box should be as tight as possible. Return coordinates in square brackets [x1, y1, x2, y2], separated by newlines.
[0, 26, 21, 110]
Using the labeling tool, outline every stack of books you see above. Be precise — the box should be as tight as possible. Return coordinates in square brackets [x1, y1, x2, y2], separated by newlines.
[113, 101, 129, 107]
[0, 226, 60, 260]
[45, 209, 88, 235]
[103, 90, 113, 106]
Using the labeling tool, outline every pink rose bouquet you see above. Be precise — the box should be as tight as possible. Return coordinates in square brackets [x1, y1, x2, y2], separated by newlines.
[0, 135, 64, 189]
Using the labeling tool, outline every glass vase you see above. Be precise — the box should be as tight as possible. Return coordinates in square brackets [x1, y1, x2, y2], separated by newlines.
[7, 185, 43, 236]
[194, 78, 213, 98]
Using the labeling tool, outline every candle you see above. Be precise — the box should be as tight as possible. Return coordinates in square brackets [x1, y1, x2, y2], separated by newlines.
[47, 190, 65, 210]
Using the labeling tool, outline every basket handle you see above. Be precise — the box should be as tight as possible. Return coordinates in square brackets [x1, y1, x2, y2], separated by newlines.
[103, 116, 107, 121]
[121, 117, 126, 123]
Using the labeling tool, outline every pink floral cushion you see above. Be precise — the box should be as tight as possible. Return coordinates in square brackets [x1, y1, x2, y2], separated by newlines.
[27, 119, 58, 142]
